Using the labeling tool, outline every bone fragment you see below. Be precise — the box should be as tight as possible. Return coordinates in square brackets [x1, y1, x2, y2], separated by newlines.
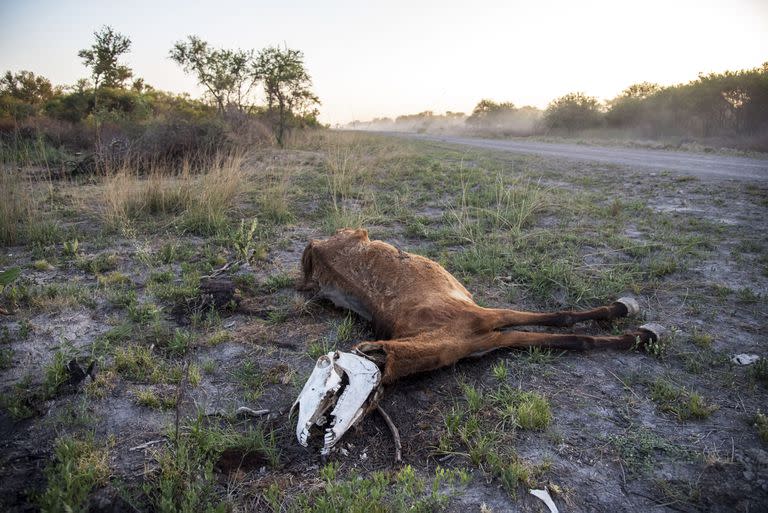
[529, 489, 559, 513]
[377, 405, 402, 464]
[236, 407, 270, 417]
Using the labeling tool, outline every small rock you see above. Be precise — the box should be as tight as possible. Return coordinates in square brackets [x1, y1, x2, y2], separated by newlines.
[360, 452, 368, 461]
[732, 354, 760, 365]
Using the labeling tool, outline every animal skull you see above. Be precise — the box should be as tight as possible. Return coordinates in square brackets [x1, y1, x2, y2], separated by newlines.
[293, 351, 382, 456]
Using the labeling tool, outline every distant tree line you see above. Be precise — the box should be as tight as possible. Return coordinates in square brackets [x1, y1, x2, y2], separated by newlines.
[0, 25, 321, 164]
[350, 63, 768, 149]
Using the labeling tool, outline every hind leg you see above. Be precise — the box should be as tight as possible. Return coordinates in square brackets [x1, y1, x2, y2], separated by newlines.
[479, 297, 640, 330]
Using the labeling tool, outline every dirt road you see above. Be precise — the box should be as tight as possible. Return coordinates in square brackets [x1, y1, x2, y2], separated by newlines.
[385, 132, 768, 181]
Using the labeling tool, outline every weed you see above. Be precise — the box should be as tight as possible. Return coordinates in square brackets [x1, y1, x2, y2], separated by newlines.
[262, 271, 295, 293]
[233, 361, 264, 402]
[37, 436, 110, 513]
[749, 358, 768, 385]
[0, 347, 13, 369]
[128, 301, 162, 324]
[2, 375, 38, 418]
[43, 350, 71, 397]
[149, 270, 174, 284]
[62, 238, 79, 258]
[650, 378, 717, 420]
[754, 412, 768, 444]
[336, 313, 356, 343]
[690, 328, 713, 349]
[206, 330, 230, 346]
[230, 218, 264, 263]
[136, 388, 177, 409]
[307, 338, 335, 360]
[33, 259, 53, 271]
[736, 287, 761, 303]
[491, 360, 508, 381]
[85, 370, 117, 398]
[609, 427, 686, 474]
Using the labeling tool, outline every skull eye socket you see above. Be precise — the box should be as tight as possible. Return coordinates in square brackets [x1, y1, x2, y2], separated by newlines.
[316, 356, 330, 368]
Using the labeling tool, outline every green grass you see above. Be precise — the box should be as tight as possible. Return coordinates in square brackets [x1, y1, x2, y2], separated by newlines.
[135, 388, 178, 409]
[113, 345, 201, 386]
[609, 427, 688, 474]
[649, 378, 717, 420]
[37, 436, 110, 513]
[262, 271, 295, 293]
[308, 338, 335, 360]
[142, 417, 280, 512]
[43, 350, 71, 397]
[438, 382, 550, 495]
[76, 252, 118, 274]
[232, 361, 264, 402]
[754, 413, 768, 444]
[336, 313, 356, 343]
[279, 463, 466, 513]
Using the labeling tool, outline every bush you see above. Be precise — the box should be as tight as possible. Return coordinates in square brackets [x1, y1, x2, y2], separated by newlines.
[544, 92, 603, 132]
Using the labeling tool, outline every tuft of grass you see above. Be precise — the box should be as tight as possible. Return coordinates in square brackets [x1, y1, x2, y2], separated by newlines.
[37, 436, 110, 513]
[749, 358, 768, 385]
[649, 378, 717, 420]
[101, 152, 246, 236]
[609, 427, 686, 474]
[127, 301, 162, 324]
[491, 360, 509, 382]
[43, 350, 71, 398]
[142, 417, 281, 511]
[33, 259, 54, 271]
[258, 166, 295, 224]
[689, 328, 713, 349]
[336, 313, 356, 343]
[135, 388, 177, 410]
[233, 361, 264, 402]
[284, 463, 464, 513]
[76, 252, 118, 274]
[754, 412, 768, 444]
[62, 238, 79, 258]
[307, 338, 335, 360]
[262, 271, 295, 293]
[0, 170, 33, 245]
[97, 271, 131, 288]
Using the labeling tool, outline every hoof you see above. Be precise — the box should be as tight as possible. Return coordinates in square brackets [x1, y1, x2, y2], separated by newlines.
[615, 297, 640, 317]
[639, 323, 666, 342]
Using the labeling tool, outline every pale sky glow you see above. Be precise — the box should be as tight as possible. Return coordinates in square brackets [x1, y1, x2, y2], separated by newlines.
[1, 0, 766, 125]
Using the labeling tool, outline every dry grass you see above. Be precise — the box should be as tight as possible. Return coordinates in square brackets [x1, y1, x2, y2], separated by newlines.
[0, 170, 34, 245]
[258, 164, 294, 223]
[101, 152, 247, 234]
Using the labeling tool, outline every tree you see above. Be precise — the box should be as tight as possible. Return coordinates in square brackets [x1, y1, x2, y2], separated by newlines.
[0, 70, 55, 120]
[1, 71, 54, 105]
[544, 92, 603, 132]
[253, 46, 320, 146]
[169, 36, 256, 113]
[466, 99, 516, 127]
[78, 26, 133, 89]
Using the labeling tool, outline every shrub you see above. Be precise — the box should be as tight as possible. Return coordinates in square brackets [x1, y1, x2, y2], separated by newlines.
[544, 92, 603, 132]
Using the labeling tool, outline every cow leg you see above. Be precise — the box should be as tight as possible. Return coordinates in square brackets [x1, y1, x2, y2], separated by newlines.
[354, 322, 663, 384]
[479, 297, 640, 330]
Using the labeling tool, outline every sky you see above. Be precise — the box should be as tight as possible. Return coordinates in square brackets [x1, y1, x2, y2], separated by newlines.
[1, 0, 766, 125]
